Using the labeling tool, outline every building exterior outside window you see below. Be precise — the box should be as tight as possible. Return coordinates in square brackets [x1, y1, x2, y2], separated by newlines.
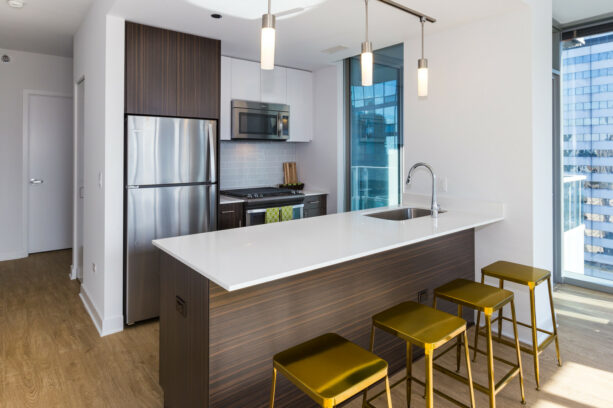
[562, 31, 613, 282]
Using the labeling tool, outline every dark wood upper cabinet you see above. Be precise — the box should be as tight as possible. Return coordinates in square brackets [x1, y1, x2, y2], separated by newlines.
[177, 33, 220, 119]
[125, 22, 220, 120]
[125, 22, 178, 117]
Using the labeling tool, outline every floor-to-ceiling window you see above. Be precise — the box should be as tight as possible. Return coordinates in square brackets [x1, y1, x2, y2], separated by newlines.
[560, 28, 613, 290]
[345, 44, 403, 211]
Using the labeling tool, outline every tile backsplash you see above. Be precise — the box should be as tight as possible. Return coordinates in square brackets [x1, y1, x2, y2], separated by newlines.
[220, 141, 297, 189]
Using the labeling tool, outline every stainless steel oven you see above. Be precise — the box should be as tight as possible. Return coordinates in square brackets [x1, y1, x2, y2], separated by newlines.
[246, 203, 304, 226]
[231, 100, 290, 141]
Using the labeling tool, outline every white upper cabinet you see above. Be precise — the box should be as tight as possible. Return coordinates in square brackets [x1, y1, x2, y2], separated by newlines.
[220, 56, 232, 140]
[260, 67, 287, 104]
[230, 58, 261, 102]
[220, 57, 313, 143]
[286, 69, 313, 142]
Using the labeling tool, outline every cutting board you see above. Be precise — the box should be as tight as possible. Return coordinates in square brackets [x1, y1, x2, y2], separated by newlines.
[283, 162, 298, 184]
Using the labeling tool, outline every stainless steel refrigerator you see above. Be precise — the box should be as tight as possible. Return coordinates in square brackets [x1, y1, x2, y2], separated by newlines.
[124, 115, 217, 325]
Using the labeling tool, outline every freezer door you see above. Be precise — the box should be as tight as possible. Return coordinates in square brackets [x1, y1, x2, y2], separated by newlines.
[126, 116, 218, 186]
[125, 184, 217, 324]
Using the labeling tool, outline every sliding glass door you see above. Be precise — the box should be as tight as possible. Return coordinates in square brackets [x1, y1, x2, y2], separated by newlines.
[559, 29, 613, 291]
[346, 44, 403, 211]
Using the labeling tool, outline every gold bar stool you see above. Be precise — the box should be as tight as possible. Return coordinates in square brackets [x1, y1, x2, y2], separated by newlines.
[433, 279, 526, 408]
[362, 301, 476, 408]
[477, 261, 562, 390]
[270, 333, 392, 408]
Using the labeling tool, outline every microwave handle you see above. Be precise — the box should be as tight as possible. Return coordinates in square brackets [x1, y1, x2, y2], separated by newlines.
[277, 112, 283, 138]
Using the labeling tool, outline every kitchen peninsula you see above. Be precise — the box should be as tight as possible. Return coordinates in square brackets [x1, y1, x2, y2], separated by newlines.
[153, 206, 503, 407]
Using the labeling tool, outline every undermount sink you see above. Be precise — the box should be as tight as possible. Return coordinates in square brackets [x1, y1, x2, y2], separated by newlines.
[365, 207, 446, 221]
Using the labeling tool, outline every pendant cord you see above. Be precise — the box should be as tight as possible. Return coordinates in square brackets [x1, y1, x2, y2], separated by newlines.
[268, 0, 271, 16]
[365, 0, 369, 43]
[421, 17, 425, 59]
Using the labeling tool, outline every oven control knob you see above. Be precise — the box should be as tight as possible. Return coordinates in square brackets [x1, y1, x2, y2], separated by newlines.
[247, 194, 253, 199]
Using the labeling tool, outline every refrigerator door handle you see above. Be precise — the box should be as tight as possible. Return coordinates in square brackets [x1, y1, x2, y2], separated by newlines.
[208, 122, 217, 183]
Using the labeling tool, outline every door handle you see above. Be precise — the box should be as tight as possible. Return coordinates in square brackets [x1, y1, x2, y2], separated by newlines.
[29, 179, 44, 185]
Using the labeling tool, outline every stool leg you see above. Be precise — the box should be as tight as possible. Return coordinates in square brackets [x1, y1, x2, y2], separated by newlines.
[473, 274, 485, 362]
[457, 304, 463, 372]
[362, 324, 376, 408]
[406, 342, 412, 408]
[425, 347, 434, 408]
[498, 279, 504, 341]
[547, 277, 563, 367]
[269, 367, 277, 408]
[463, 330, 476, 408]
[485, 314, 496, 408]
[385, 375, 393, 408]
[529, 286, 540, 391]
[511, 300, 527, 405]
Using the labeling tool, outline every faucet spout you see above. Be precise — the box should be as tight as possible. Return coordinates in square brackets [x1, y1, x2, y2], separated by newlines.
[406, 162, 440, 217]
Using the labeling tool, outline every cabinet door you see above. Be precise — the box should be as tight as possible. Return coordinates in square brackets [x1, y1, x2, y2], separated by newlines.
[220, 56, 232, 140]
[286, 69, 313, 142]
[177, 33, 221, 119]
[231, 59, 261, 102]
[303, 194, 327, 218]
[219, 202, 244, 230]
[125, 22, 178, 116]
[261, 67, 287, 104]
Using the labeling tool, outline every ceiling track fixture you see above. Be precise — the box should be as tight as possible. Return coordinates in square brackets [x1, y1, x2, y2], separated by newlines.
[261, 0, 276, 70]
[360, 0, 436, 96]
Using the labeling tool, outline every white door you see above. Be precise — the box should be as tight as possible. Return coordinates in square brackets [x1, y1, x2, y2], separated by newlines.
[27, 93, 73, 253]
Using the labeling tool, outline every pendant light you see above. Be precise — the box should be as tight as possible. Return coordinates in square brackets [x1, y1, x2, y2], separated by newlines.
[417, 17, 428, 97]
[261, 0, 276, 70]
[361, 0, 373, 86]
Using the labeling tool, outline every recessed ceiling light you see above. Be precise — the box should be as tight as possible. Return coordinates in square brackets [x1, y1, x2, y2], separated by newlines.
[211, 13, 222, 19]
[7, 0, 25, 8]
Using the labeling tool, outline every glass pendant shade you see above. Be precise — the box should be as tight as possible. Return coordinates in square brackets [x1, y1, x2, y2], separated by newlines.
[261, 13, 276, 70]
[361, 41, 373, 87]
[417, 58, 428, 97]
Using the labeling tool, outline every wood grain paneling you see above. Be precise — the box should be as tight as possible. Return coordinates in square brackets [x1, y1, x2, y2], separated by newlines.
[207, 229, 475, 407]
[218, 202, 244, 230]
[160, 253, 209, 408]
[177, 33, 220, 119]
[125, 22, 178, 116]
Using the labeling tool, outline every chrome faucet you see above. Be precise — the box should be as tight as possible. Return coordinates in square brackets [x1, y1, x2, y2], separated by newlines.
[406, 162, 441, 218]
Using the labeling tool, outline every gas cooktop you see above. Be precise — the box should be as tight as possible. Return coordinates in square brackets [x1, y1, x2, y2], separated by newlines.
[221, 187, 304, 200]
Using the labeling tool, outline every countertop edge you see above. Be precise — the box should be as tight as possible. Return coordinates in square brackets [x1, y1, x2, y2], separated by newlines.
[153, 215, 503, 292]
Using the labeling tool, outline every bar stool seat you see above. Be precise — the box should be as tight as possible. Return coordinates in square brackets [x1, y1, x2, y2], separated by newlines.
[364, 301, 475, 408]
[270, 333, 392, 408]
[479, 261, 562, 391]
[434, 279, 526, 408]
[373, 301, 467, 348]
[433, 279, 515, 314]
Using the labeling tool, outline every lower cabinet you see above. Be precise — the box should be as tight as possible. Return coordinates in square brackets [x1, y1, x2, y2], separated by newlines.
[303, 194, 327, 218]
[218, 202, 244, 230]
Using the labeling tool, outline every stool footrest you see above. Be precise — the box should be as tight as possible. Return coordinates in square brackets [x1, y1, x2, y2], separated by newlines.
[476, 319, 558, 356]
[364, 373, 472, 408]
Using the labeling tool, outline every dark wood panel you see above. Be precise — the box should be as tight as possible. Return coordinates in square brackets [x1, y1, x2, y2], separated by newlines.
[303, 194, 327, 218]
[207, 229, 475, 407]
[177, 32, 220, 119]
[125, 22, 178, 116]
[218, 202, 244, 230]
[160, 253, 209, 408]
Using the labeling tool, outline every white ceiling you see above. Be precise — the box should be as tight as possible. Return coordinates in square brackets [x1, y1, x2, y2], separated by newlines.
[553, 0, 613, 25]
[0, 0, 93, 57]
[112, 0, 524, 71]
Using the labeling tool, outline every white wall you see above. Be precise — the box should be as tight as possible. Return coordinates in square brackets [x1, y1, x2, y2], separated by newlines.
[0, 49, 73, 261]
[73, 0, 125, 336]
[296, 65, 342, 214]
[403, 2, 553, 342]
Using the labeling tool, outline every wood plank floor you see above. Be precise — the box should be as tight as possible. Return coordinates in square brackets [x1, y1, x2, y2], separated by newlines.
[1, 250, 612, 407]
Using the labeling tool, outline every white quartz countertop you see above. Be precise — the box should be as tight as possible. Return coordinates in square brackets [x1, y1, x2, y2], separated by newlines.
[153, 206, 503, 292]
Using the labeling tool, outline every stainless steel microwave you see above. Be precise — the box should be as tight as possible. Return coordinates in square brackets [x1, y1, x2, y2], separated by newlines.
[231, 100, 290, 141]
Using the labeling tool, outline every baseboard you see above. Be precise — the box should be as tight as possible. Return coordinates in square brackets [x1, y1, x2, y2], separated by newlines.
[70, 264, 77, 280]
[79, 285, 124, 337]
[0, 250, 28, 262]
